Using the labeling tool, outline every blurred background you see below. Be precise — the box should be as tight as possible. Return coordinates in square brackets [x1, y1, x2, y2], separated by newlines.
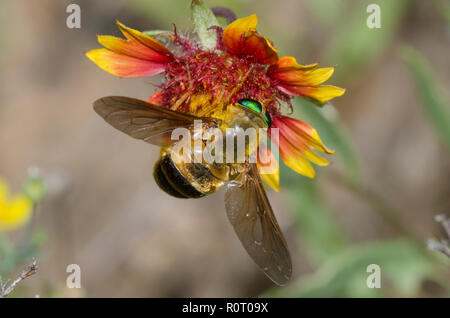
[0, 0, 449, 297]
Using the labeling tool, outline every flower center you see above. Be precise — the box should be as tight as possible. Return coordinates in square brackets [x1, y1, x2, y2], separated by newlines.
[159, 48, 291, 116]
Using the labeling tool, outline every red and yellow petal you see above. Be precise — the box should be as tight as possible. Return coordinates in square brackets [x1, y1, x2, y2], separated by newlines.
[269, 56, 345, 103]
[272, 65, 335, 86]
[116, 21, 174, 61]
[86, 21, 174, 78]
[279, 137, 316, 178]
[148, 91, 164, 104]
[277, 115, 334, 155]
[257, 145, 280, 192]
[271, 116, 334, 178]
[97, 35, 169, 63]
[278, 85, 346, 103]
[86, 49, 167, 78]
[274, 56, 318, 70]
[223, 14, 279, 65]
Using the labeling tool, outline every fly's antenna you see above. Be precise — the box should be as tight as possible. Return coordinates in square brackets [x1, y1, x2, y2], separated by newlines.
[223, 65, 255, 105]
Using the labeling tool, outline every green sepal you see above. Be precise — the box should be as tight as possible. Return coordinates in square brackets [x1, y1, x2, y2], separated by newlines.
[142, 30, 173, 46]
[142, 30, 173, 37]
[191, 0, 220, 51]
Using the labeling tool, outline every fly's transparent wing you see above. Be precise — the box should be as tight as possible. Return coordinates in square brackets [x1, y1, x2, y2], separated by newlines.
[224, 164, 292, 285]
[94, 96, 217, 146]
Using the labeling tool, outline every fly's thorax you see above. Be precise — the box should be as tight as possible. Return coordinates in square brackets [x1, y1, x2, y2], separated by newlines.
[222, 104, 268, 131]
[221, 104, 269, 160]
[158, 101, 270, 197]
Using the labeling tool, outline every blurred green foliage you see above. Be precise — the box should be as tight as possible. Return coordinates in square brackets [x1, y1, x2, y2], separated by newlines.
[0, 230, 46, 276]
[400, 46, 450, 151]
[278, 94, 450, 296]
[294, 99, 360, 183]
[265, 239, 444, 297]
[283, 177, 348, 264]
[0, 1, 5, 61]
[318, 0, 408, 81]
[22, 175, 46, 205]
[0, 173, 47, 283]
[437, 0, 450, 25]
[129, 0, 243, 30]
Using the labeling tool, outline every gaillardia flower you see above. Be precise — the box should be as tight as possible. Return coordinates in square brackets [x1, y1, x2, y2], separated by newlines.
[0, 178, 33, 231]
[86, 8, 345, 189]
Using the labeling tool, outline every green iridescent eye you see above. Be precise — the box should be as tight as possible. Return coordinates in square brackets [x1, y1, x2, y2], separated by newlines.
[263, 111, 272, 127]
[237, 99, 272, 127]
[238, 99, 262, 115]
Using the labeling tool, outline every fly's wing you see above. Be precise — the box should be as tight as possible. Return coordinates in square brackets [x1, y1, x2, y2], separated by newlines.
[224, 164, 292, 285]
[93, 96, 217, 147]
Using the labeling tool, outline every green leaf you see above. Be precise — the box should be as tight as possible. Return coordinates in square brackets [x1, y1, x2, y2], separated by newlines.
[293, 98, 360, 183]
[437, 0, 450, 25]
[191, 0, 219, 50]
[282, 174, 348, 264]
[325, 0, 408, 81]
[31, 229, 49, 247]
[400, 45, 450, 150]
[265, 239, 436, 297]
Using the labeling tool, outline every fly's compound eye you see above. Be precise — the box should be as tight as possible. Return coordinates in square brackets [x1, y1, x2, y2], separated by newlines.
[263, 111, 272, 128]
[238, 99, 263, 115]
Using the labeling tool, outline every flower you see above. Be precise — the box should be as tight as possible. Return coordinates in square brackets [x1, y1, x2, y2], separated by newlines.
[86, 7, 345, 188]
[268, 56, 345, 104]
[272, 116, 334, 178]
[86, 21, 174, 78]
[0, 178, 33, 231]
